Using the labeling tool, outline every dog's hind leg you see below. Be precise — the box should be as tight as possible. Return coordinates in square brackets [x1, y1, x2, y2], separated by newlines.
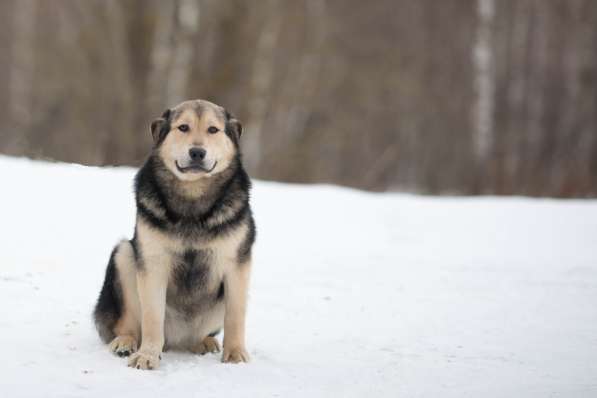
[94, 240, 141, 357]
[110, 240, 142, 356]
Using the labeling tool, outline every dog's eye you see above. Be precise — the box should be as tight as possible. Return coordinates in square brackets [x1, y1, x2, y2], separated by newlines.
[178, 124, 190, 132]
[207, 126, 219, 134]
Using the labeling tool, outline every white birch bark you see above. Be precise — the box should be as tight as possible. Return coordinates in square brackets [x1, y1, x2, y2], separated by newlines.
[472, 0, 495, 164]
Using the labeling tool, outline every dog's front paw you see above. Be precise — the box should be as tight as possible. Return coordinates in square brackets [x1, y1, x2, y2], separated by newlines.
[109, 335, 138, 357]
[222, 345, 249, 363]
[127, 349, 161, 370]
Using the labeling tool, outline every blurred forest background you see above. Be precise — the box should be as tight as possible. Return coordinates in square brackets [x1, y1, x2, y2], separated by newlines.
[0, 0, 596, 197]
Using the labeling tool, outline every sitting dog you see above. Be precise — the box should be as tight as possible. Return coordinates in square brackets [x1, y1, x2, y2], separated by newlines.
[93, 99, 255, 370]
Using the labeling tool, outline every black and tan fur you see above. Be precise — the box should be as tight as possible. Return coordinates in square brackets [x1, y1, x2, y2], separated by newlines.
[94, 99, 255, 370]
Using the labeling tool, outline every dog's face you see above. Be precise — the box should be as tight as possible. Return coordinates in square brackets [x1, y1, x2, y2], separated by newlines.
[151, 100, 242, 182]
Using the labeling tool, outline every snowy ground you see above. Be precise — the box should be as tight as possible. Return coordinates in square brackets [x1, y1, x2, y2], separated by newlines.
[0, 156, 596, 398]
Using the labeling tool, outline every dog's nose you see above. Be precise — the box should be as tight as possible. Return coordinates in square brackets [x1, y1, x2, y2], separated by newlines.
[189, 147, 206, 161]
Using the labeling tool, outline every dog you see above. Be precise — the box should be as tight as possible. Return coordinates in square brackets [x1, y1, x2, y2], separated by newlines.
[93, 99, 255, 370]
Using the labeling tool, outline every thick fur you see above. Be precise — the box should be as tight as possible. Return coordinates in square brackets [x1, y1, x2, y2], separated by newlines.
[94, 247, 123, 343]
[93, 99, 255, 369]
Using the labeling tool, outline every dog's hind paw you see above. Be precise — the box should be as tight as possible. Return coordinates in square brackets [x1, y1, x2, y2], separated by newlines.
[192, 336, 221, 355]
[109, 335, 138, 357]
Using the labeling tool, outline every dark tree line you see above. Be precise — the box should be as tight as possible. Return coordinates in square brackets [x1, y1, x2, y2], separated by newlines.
[0, 0, 595, 197]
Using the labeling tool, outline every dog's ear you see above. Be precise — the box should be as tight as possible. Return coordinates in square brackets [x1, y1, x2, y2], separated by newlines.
[225, 109, 243, 141]
[151, 109, 171, 145]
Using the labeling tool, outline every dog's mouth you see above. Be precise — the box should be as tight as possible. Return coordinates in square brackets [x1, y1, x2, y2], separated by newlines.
[175, 160, 217, 174]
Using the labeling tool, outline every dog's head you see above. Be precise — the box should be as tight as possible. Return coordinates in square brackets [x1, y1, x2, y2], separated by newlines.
[150, 99, 243, 182]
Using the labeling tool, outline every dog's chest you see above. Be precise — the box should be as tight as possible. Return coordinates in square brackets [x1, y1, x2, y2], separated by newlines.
[166, 248, 224, 316]
[170, 249, 211, 291]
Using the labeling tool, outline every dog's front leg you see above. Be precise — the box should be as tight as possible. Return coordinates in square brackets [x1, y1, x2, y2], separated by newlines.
[128, 263, 168, 370]
[222, 260, 251, 363]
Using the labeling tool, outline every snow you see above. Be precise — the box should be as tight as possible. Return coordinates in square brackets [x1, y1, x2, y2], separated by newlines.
[1, 155, 596, 398]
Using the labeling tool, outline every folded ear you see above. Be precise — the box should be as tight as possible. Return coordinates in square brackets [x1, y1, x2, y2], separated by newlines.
[150, 109, 172, 145]
[224, 109, 243, 142]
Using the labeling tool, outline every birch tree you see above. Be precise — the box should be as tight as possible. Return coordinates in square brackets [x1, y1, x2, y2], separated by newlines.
[472, 0, 495, 171]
